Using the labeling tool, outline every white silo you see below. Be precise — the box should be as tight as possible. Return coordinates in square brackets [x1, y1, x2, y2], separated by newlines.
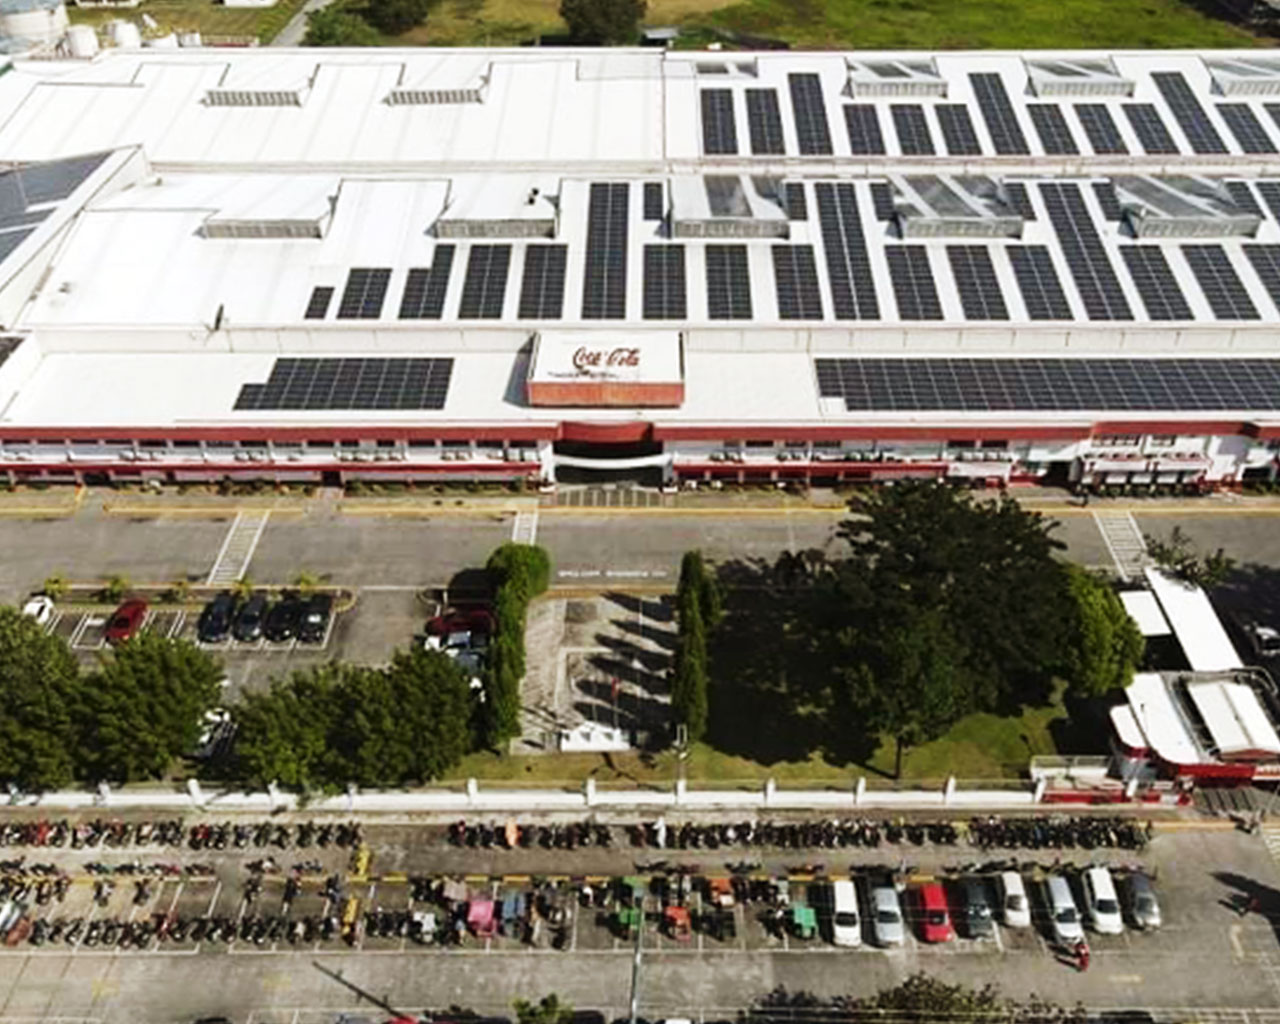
[107, 18, 140, 47]
[0, 0, 69, 46]
[65, 22, 98, 57]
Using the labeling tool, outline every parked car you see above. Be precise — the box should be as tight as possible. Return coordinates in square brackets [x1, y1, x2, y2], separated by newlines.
[959, 877, 996, 939]
[1083, 866, 1124, 935]
[425, 607, 494, 639]
[1124, 871, 1162, 930]
[869, 885, 905, 946]
[299, 593, 333, 644]
[233, 592, 268, 642]
[197, 592, 236, 643]
[914, 881, 954, 943]
[1045, 874, 1084, 946]
[829, 879, 862, 947]
[997, 871, 1031, 929]
[21, 595, 55, 627]
[1237, 613, 1280, 660]
[105, 598, 148, 645]
[264, 593, 305, 643]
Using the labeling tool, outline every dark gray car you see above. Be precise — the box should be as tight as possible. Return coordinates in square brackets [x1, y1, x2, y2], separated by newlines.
[232, 592, 268, 642]
[959, 877, 996, 939]
[1125, 871, 1162, 930]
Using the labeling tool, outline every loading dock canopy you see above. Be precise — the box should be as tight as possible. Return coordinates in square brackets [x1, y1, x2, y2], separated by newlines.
[1119, 590, 1171, 637]
[1187, 680, 1280, 759]
[1143, 567, 1243, 672]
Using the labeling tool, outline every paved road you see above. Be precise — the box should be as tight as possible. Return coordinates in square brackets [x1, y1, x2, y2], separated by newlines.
[269, 0, 334, 47]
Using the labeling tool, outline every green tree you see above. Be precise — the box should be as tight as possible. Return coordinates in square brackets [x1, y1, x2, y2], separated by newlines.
[480, 543, 552, 748]
[671, 579, 709, 742]
[487, 543, 552, 601]
[293, 570, 323, 595]
[80, 633, 224, 782]
[303, 5, 380, 45]
[1144, 525, 1236, 589]
[1061, 565, 1145, 697]
[42, 574, 69, 601]
[163, 579, 191, 605]
[678, 549, 722, 629]
[232, 664, 346, 790]
[362, 0, 430, 34]
[514, 995, 574, 1024]
[559, 0, 646, 43]
[0, 606, 81, 791]
[101, 573, 131, 603]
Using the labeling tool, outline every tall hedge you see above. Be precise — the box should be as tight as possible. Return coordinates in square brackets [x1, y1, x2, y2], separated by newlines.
[483, 543, 552, 748]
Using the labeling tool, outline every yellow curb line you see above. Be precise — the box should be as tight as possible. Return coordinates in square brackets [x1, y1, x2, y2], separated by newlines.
[102, 504, 306, 518]
[540, 505, 843, 516]
[338, 503, 522, 518]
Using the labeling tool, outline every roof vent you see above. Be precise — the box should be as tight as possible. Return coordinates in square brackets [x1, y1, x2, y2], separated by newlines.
[386, 87, 485, 105]
[846, 58, 946, 98]
[670, 175, 789, 239]
[1114, 175, 1261, 239]
[202, 218, 325, 240]
[889, 175, 1025, 239]
[1206, 56, 1280, 97]
[1026, 57, 1134, 97]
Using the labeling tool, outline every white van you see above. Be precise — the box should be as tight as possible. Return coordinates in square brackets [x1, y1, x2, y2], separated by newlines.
[1045, 874, 1084, 945]
[997, 871, 1031, 928]
[1082, 866, 1124, 935]
[831, 879, 862, 947]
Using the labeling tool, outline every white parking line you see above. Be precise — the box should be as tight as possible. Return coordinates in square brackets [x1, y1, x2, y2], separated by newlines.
[165, 611, 186, 640]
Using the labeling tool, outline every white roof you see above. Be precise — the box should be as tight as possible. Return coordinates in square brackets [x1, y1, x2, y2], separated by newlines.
[1119, 590, 1171, 637]
[1109, 704, 1148, 751]
[1144, 567, 1244, 673]
[530, 330, 681, 386]
[1125, 672, 1211, 766]
[1187, 679, 1280, 756]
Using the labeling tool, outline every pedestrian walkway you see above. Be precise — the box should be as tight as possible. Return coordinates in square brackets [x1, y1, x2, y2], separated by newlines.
[1092, 509, 1149, 582]
[512, 509, 538, 544]
[206, 510, 270, 585]
[555, 486, 666, 509]
[1260, 824, 1280, 868]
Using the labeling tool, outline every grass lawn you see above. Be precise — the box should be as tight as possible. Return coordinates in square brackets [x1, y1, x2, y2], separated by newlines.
[68, 0, 308, 42]
[395, 0, 1260, 48]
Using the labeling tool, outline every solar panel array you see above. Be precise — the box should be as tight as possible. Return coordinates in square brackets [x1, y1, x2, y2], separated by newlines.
[458, 244, 511, 319]
[304, 286, 333, 320]
[1257, 181, 1280, 221]
[398, 246, 454, 320]
[582, 182, 629, 320]
[891, 105, 935, 156]
[1039, 182, 1133, 321]
[772, 245, 824, 320]
[885, 245, 943, 320]
[234, 357, 454, 412]
[1092, 181, 1122, 221]
[643, 244, 687, 320]
[336, 268, 391, 319]
[0, 337, 19, 372]
[1217, 103, 1276, 154]
[746, 89, 786, 155]
[947, 245, 1008, 321]
[1124, 105, 1179, 155]
[785, 182, 808, 221]
[1120, 247, 1193, 320]
[843, 105, 886, 155]
[936, 105, 982, 155]
[701, 89, 738, 155]
[969, 73, 1030, 155]
[1152, 71, 1227, 155]
[517, 244, 568, 320]
[870, 181, 896, 221]
[1226, 180, 1263, 217]
[1244, 244, 1280, 309]
[1008, 245, 1073, 320]
[643, 182, 664, 221]
[706, 244, 753, 319]
[1028, 104, 1079, 155]
[1074, 104, 1128, 155]
[814, 357, 1280, 412]
[1268, 103, 1280, 134]
[1183, 244, 1259, 320]
[788, 73, 833, 155]
[815, 182, 879, 320]
[1002, 182, 1036, 220]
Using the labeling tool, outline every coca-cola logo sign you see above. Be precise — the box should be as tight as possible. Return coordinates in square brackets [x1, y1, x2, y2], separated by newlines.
[571, 346, 640, 374]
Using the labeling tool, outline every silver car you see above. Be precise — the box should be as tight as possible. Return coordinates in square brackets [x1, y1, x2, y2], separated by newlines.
[1126, 871, 1162, 930]
[869, 885, 906, 946]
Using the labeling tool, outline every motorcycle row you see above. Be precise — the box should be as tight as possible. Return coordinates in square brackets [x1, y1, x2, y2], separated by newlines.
[967, 816, 1151, 851]
[0, 818, 365, 851]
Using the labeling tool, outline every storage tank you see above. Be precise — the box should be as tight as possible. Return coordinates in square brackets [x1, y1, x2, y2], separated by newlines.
[65, 22, 98, 57]
[144, 31, 177, 48]
[0, 0, 69, 46]
[107, 18, 139, 47]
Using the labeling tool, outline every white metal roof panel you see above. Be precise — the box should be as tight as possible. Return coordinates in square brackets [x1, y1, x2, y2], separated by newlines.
[1120, 589, 1171, 636]
[1144, 566, 1244, 672]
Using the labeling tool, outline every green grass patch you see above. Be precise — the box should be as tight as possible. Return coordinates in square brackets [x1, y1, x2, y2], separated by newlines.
[68, 0, 309, 43]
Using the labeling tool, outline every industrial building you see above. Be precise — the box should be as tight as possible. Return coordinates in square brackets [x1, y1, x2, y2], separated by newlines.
[2, 48, 1280, 488]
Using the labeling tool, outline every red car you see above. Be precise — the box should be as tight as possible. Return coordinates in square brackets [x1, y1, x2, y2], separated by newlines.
[915, 881, 955, 943]
[425, 608, 494, 638]
[105, 598, 148, 645]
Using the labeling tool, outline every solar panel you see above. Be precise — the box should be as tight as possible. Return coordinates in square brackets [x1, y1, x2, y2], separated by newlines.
[234, 357, 454, 412]
[458, 244, 511, 319]
[745, 88, 786, 155]
[1123, 104, 1179, 155]
[1226, 180, 1263, 217]
[771, 245, 824, 320]
[517, 244, 568, 320]
[643, 244, 687, 320]
[397, 245, 455, 320]
[870, 181, 896, 221]
[1243, 244, 1280, 310]
[1038, 182, 1133, 321]
[1183, 244, 1259, 320]
[701, 89, 738, 155]
[1257, 181, 1280, 221]
[643, 182, 664, 221]
[0, 228, 33, 263]
[304, 286, 333, 320]
[1217, 104, 1276, 154]
[936, 104, 982, 155]
[705, 244, 753, 319]
[1002, 182, 1036, 221]
[969, 73, 1030, 155]
[814, 182, 879, 320]
[582, 182, 629, 320]
[1120, 247, 1193, 320]
[891, 104, 935, 156]
[1008, 245, 1073, 320]
[16, 152, 109, 204]
[785, 182, 808, 221]
[1074, 104, 1128, 155]
[885, 245, 943, 320]
[1092, 181, 1122, 221]
[1152, 71, 1227, 155]
[0, 207, 50, 232]
[788, 73, 833, 155]
[336, 268, 392, 319]
[812, 356, 1280, 412]
[947, 245, 1008, 321]
[1028, 104, 1079, 155]
[843, 104, 886, 155]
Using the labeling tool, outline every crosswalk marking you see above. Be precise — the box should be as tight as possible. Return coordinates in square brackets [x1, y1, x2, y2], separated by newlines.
[207, 510, 270, 585]
[512, 509, 538, 545]
[1261, 824, 1280, 867]
[1092, 510, 1149, 582]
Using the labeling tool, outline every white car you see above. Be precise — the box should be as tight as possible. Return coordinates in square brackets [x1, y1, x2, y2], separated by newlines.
[998, 871, 1031, 928]
[869, 885, 905, 946]
[1046, 874, 1085, 945]
[830, 879, 862, 947]
[1083, 866, 1124, 935]
[21, 595, 54, 627]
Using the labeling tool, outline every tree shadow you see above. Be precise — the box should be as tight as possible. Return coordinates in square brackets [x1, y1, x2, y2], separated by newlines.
[603, 591, 673, 623]
[1047, 690, 1112, 758]
[587, 640, 670, 695]
[611, 617, 677, 653]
